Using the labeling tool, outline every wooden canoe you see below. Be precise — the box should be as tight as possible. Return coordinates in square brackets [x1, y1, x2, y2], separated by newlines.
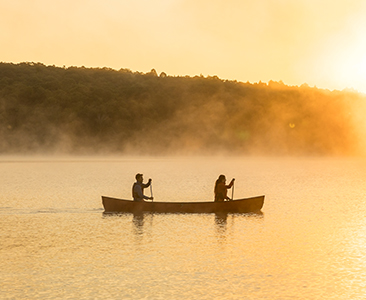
[102, 195, 264, 214]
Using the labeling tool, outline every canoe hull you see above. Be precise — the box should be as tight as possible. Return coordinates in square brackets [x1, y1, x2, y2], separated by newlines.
[102, 195, 264, 214]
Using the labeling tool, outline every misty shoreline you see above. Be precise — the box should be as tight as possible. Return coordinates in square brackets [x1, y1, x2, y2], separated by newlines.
[1, 62, 366, 156]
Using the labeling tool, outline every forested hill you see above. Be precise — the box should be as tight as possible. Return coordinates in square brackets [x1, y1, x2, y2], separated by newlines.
[0, 62, 365, 155]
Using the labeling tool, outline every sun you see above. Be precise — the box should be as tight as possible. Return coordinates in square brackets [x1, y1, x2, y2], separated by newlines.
[320, 48, 366, 94]
[353, 56, 366, 90]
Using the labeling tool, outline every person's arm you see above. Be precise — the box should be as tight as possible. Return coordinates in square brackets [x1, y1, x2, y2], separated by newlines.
[142, 179, 153, 200]
[226, 178, 235, 188]
[134, 183, 153, 200]
[142, 178, 152, 188]
[225, 179, 235, 200]
[142, 186, 151, 200]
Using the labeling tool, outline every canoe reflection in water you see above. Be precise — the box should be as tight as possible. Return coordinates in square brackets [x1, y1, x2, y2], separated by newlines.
[103, 210, 263, 238]
[214, 211, 264, 228]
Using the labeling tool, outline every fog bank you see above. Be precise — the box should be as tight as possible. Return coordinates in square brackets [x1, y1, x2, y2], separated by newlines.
[1, 62, 366, 156]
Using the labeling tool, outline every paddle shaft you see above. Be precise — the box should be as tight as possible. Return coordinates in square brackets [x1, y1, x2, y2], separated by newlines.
[150, 184, 153, 202]
[231, 181, 235, 200]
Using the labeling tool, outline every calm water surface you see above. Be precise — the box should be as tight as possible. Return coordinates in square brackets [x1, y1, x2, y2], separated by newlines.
[1, 156, 366, 299]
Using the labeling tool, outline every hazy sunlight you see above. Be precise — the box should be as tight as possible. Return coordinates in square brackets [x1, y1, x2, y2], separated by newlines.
[2, 0, 366, 92]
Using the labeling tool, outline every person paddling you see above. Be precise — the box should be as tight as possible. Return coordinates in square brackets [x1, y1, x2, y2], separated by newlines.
[132, 173, 153, 201]
[214, 175, 235, 201]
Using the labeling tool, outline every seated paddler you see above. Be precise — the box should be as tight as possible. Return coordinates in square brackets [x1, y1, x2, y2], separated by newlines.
[132, 173, 153, 201]
[214, 175, 235, 201]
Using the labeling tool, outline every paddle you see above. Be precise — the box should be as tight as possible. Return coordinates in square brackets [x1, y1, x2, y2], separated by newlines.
[231, 179, 235, 201]
[150, 183, 153, 202]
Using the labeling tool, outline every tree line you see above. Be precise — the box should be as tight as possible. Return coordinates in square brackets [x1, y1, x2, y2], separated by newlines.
[0, 62, 365, 155]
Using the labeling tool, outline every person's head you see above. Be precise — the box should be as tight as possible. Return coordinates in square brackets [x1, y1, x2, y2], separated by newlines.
[215, 174, 226, 191]
[218, 174, 226, 183]
[135, 173, 143, 182]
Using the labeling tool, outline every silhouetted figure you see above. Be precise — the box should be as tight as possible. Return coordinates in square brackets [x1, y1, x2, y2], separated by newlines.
[132, 173, 153, 201]
[214, 175, 235, 201]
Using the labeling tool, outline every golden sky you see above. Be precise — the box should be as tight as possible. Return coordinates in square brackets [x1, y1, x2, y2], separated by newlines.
[1, 0, 366, 92]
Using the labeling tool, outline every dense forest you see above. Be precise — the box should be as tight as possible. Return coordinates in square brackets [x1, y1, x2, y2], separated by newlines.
[0, 62, 365, 155]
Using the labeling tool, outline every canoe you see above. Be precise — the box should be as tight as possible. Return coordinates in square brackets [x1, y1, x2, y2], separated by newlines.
[102, 195, 264, 214]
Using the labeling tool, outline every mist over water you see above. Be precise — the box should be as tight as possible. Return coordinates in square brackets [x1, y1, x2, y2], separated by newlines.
[1, 63, 366, 156]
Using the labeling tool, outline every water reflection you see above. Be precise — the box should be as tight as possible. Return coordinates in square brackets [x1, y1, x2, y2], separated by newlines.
[104, 211, 263, 233]
[215, 213, 228, 226]
[102, 211, 127, 218]
[215, 211, 264, 227]
[214, 213, 228, 242]
[132, 212, 145, 235]
[214, 212, 264, 240]
[246, 211, 264, 218]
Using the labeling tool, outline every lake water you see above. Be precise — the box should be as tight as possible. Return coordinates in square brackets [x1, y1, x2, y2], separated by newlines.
[1, 156, 366, 299]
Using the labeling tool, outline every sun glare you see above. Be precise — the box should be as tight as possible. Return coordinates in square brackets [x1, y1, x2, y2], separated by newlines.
[355, 56, 366, 82]
[320, 46, 366, 94]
